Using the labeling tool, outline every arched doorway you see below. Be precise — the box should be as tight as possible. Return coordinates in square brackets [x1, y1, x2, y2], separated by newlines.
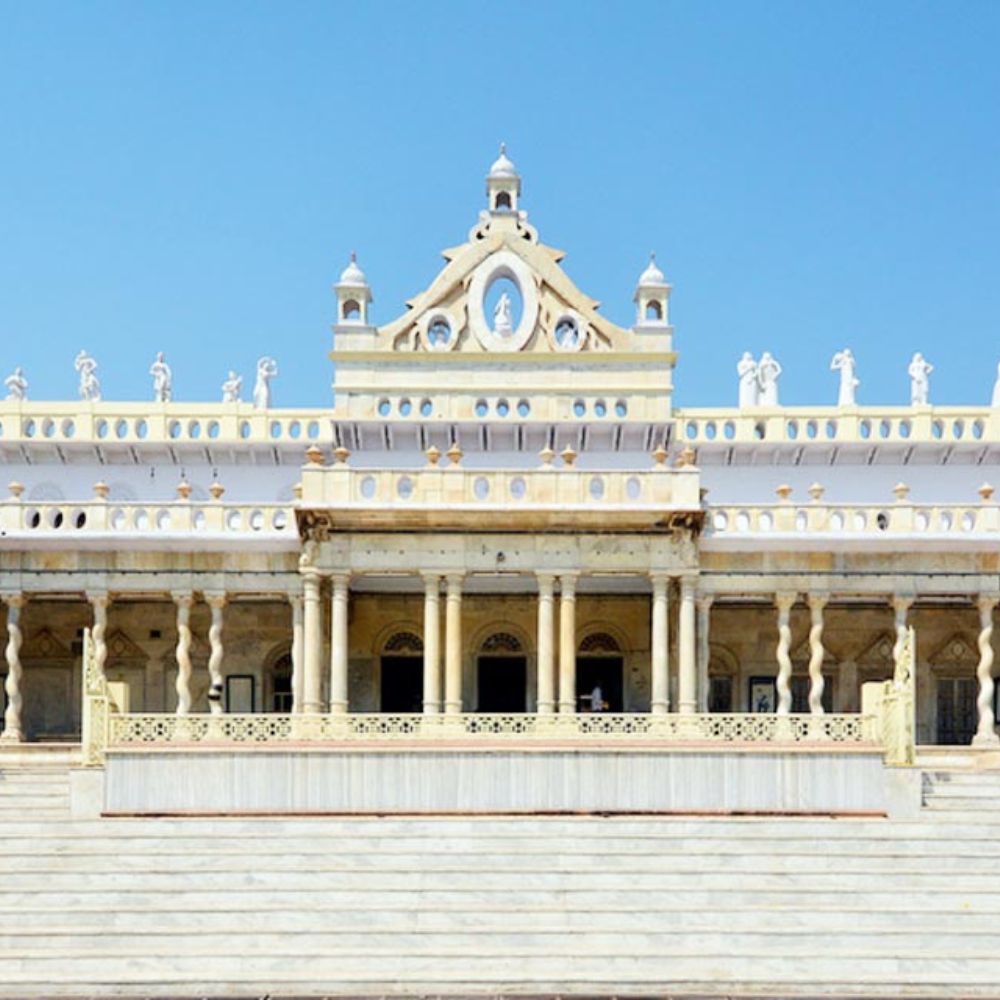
[380, 631, 423, 712]
[577, 632, 624, 712]
[477, 632, 527, 712]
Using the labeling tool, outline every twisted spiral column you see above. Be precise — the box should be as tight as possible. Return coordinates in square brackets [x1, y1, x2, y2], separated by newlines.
[807, 595, 828, 715]
[206, 593, 226, 715]
[973, 595, 999, 746]
[173, 592, 194, 715]
[892, 596, 913, 687]
[88, 593, 109, 681]
[1, 595, 25, 742]
[775, 593, 796, 715]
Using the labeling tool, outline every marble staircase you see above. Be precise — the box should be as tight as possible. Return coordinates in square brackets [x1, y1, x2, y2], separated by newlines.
[1, 756, 999, 997]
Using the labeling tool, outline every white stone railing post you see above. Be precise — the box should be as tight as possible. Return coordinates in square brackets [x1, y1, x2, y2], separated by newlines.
[678, 576, 698, 714]
[973, 594, 999, 746]
[1, 594, 25, 743]
[422, 573, 442, 714]
[650, 573, 670, 714]
[807, 594, 828, 715]
[172, 591, 194, 715]
[205, 592, 226, 715]
[536, 573, 556, 715]
[775, 592, 797, 715]
[558, 574, 579, 714]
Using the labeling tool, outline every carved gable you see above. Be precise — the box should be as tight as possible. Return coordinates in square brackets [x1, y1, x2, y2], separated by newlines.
[855, 632, 896, 669]
[23, 628, 73, 663]
[106, 629, 148, 665]
[929, 634, 978, 669]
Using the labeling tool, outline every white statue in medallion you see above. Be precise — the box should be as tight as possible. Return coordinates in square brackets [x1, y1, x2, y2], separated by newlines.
[4, 367, 27, 401]
[75, 350, 101, 401]
[493, 292, 514, 337]
[149, 352, 172, 403]
[991, 362, 1000, 407]
[757, 352, 782, 407]
[221, 370, 242, 403]
[253, 357, 278, 410]
[830, 348, 859, 407]
[908, 352, 933, 406]
[737, 352, 759, 408]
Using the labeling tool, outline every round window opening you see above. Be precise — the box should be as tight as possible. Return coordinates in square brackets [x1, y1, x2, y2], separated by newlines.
[483, 276, 523, 339]
[427, 316, 452, 348]
[555, 316, 583, 350]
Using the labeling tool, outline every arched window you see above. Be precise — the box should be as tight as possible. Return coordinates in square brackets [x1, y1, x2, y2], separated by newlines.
[579, 632, 621, 654]
[481, 632, 522, 653]
[494, 191, 512, 211]
[645, 300, 663, 321]
[342, 299, 361, 321]
[383, 631, 423, 654]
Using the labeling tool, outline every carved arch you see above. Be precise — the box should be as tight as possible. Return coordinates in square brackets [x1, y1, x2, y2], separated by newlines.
[370, 621, 423, 657]
[469, 620, 533, 656]
[576, 620, 630, 655]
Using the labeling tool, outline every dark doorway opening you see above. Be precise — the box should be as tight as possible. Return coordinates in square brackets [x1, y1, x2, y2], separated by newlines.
[937, 677, 976, 745]
[477, 655, 527, 712]
[380, 656, 423, 712]
[577, 656, 624, 712]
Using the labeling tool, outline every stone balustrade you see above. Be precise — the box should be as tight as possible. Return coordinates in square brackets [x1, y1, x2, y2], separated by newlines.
[107, 709, 878, 748]
[0, 401, 330, 447]
[706, 500, 1000, 537]
[298, 461, 702, 515]
[0, 499, 296, 538]
[677, 405, 1000, 446]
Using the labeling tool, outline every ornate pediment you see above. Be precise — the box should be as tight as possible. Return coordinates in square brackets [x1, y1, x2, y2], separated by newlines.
[23, 627, 73, 662]
[855, 631, 896, 669]
[379, 223, 630, 355]
[106, 628, 148, 665]
[928, 633, 978, 668]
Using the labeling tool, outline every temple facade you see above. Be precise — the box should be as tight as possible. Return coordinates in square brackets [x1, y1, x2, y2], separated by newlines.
[1, 146, 998, 762]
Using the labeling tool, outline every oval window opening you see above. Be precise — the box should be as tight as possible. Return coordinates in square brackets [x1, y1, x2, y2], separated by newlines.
[483, 275, 523, 338]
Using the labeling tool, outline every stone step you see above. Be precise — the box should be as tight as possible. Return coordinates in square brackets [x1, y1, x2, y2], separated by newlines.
[4, 836, 994, 858]
[0, 850, 990, 875]
[0, 868, 995, 894]
[5, 905, 1000, 932]
[5, 951, 1000, 988]
[0, 887, 993, 911]
[3, 926, 1000, 956]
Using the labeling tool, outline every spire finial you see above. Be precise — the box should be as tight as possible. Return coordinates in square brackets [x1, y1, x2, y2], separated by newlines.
[350, 250, 356, 263]
[499, 141, 506, 154]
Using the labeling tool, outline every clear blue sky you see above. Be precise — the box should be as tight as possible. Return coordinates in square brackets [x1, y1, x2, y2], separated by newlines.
[2, 1, 999, 408]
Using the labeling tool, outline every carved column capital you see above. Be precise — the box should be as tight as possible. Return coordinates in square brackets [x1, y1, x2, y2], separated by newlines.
[204, 591, 227, 610]
[978, 593, 999, 616]
[891, 594, 914, 617]
[0, 592, 24, 610]
[170, 590, 194, 609]
[775, 591, 798, 613]
[807, 593, 829, 615]
[85, 591, 109, 609]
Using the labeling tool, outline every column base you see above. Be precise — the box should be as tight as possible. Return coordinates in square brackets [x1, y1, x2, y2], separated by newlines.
[0, 728, 24, 743]
[558, 703, 575, 715]
[536, 702, 555, 715]
[651, 702, 669, 715]
[422, 704, 441, 715]
[444, 702, 462, 715]
[328, 701, 348, 715]
[972, 729, 1000, 747]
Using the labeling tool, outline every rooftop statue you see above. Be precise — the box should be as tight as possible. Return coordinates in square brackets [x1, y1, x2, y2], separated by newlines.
[908, 352, 933, 406]
[149, 352, 172, 403]
[737, 352, 759, 409]
[221, 370, 243, 404]
[758, 352, 782, 407]
[4, 366, 27, 401]
[992, 362, 1000, 407]
[253, 357, 278, 410]
[830, 348, 859, 407]
[493, 292, 514, 337]
[74, 350, 101, 402]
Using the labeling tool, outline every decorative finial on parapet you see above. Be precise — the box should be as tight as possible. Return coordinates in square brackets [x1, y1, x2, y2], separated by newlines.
[539, 446, 555, 468]
[333, 446, 350, 465]
[209, 481, 225, 501]
[7, 481, 24, 500]
[425, 445, 441, 468]
[652, 444, 668, 468]
[4, 367, 27, 401]
[893, 481, 910, 502]
[775, 484, 793, 503]
[831, 349, 859, 407]
[92, 481, 109, 501]
[176, 478, 192, 501]
[979, 482, 995, 502]
[560, 445, 577, 468]
[305, 444, 324, 466]
[676, 446, 697, 468]
[446, 442, 463, 467]
[908, 353, 932, 406]
[808, 482, 825, 502]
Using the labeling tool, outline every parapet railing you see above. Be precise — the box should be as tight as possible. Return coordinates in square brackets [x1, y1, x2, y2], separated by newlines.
[0, 499, 296, 536]
[299, 459, 702, 511]
[706, 500, 999, 536]
[675, 406, 1000, 447]
[0, 402, 332, 448]
[106, 710, 878, 748]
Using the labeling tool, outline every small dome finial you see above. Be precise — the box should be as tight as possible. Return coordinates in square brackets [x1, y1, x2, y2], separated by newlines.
[638, 253, 666, 287]
[488, 144, 518, 179]
[338, 251, 367, 287]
